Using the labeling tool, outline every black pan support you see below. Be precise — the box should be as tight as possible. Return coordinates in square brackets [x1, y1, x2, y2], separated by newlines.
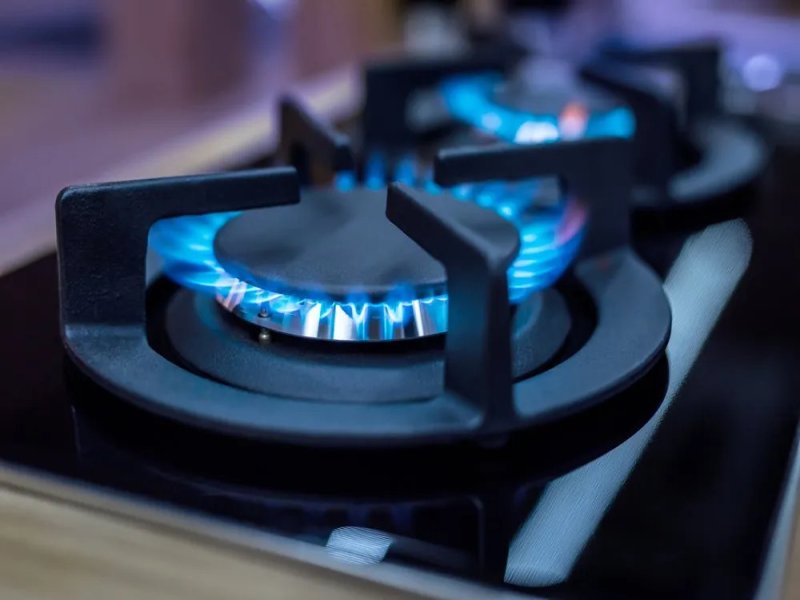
[434, 140, 671, 423]
[56, 166, 519, 444]
[363, 50, 521, 148]
[599, 39, 721, 121]
[581, 40, 768, 208]
[277, 96, 355, 185]
[57, 102, 670, 446]
[580, 59, 679, 195]
[434, 138, 632, 257]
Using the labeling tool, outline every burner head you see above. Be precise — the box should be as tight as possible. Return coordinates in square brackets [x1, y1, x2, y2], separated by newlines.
[215, 187, 460, 300]
[212, 186, 518, 341]
[150, 174, 587, 343]
[440, 71, 634, 143]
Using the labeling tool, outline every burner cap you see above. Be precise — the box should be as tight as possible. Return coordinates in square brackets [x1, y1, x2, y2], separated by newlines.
[440, 72, 634, 143]
[492, 80, 622, 117]
[149, 181, 586, 343]
[217, 188, 427, 300]
[212, 186, 520, 340]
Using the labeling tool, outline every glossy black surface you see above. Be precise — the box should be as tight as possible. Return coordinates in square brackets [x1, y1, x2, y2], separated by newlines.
[1, 143, 799, 598]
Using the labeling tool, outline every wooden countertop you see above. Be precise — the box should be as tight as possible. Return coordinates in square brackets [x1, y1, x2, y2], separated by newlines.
[0, 467, 426, 600]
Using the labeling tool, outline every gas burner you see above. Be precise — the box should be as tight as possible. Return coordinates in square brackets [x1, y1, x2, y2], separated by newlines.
[362, 43, 766, 214]
[439, 67, 634, 144]
[362, 51, 632, 149]
[149, 101, 586, 342]
[56, 91, 670, 446]
[581, 40, 769, 210]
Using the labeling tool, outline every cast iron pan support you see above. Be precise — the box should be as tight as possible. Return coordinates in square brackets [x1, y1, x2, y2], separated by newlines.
[56, 162, 521, 442]
[600, 40, 721, 121]
[387, 184, 517, 431]
[277, 96, 355, 185]
[278, 87, 517, 435]
[58, 168, 300, 353]
[433, 137, 671, 424]
[580, 59, 678, 196]
[583, 40, 766, 209]
[434, 137, 632, 257]
[363, 50, 522, 148]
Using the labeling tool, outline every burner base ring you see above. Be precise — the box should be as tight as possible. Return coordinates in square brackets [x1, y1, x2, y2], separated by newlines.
[160, 287, 571, 404]
[635, 117, 767, 210]
[66, 250, 669, 447]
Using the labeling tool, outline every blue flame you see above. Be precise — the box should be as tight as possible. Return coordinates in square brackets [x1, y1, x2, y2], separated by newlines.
[440, 73, 635, 143]
[149, 211, 450, 340]
[363, 151, 386, 190]
[150, 155, 585, 340]
[437, 176, 587, 302]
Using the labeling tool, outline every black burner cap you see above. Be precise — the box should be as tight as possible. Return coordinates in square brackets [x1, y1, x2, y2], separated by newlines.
[214, 186, 520, 301]
[493, 78, 622, 115]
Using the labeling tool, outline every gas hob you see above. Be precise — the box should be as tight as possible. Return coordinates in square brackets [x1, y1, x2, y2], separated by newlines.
[1, 46, 798, 599]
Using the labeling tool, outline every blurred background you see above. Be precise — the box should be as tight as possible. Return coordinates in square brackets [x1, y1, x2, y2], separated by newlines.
[0, 0, 799, 267]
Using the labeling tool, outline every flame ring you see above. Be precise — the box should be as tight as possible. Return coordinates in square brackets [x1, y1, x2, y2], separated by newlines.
[150, 173, 586, 342]
[440, 73, 635, 143]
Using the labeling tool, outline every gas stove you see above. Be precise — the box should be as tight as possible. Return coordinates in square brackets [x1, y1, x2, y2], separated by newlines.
[1, 49, 799, 599]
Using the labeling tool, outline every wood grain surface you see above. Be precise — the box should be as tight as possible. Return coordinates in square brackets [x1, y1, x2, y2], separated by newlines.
[785, 523, 800, 599]
[0, 473, 425, 600]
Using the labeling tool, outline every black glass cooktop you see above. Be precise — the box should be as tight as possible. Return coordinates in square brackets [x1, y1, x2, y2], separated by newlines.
[1, 144, 799, 599]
